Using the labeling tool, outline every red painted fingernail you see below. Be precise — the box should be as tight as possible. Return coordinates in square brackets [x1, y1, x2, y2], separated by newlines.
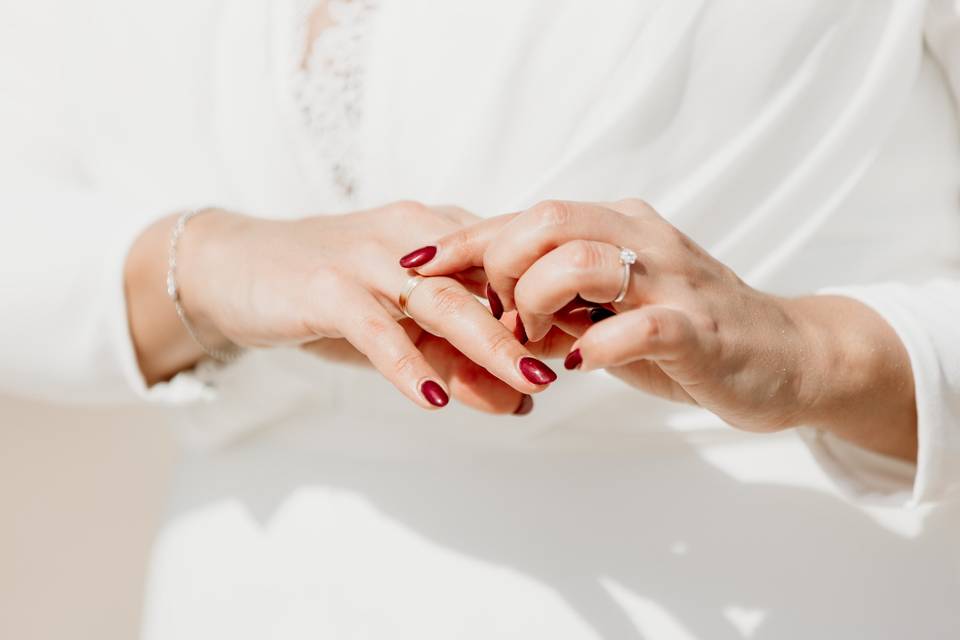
[515, 316, 528, 345]
[564, 348, 582, 370]
[519, 357, 557, 385]
[513, 394, 534, 416]
[420, 380, 449, 407]
[486, 284, 504, 320]
[589, 307, 616, 323]
[399, 246, 437, 268]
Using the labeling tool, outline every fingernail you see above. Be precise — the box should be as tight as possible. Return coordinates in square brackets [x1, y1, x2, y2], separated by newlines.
[399, 246, 437, 268]
[589, 307, 616, 323]
[515, 316, 528, 345]
[564, 348, 582, 370]
[420, 380, 449, 407]
[519, 357, 557, 385]
[513, 394, 534, 416]
[486, 284, 504, 320]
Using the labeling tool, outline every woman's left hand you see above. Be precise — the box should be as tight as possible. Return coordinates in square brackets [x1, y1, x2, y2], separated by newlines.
[407, 199, 917, 455]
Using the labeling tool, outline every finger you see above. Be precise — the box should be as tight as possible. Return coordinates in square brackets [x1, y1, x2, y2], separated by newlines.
[452, 266, 488, 298]
[551, 307, 594, 339]
[301, 318, 426, 367]
[483, 201, 635, 310]
[565, 306, 702, 377]
[337, 290, 451, 409]
[404, 276, 557, 393]
[513, 239, 647, 341]
[522, 323, 580, 360]
[524, 307, 610, 358]
[300, 338, 371, 366]
[418, 334, 532, 415]
[399, 213, 516, 274]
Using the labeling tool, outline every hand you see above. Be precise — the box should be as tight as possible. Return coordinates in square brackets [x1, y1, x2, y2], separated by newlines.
[408, 199, 917, 459]
[126, 202, 557, 414]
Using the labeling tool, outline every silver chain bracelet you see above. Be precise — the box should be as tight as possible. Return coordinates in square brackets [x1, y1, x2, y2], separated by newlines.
[166, 210, 244, 363]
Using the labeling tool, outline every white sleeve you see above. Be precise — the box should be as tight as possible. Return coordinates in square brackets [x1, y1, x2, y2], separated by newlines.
[0, 182, 216, 407]
[0, 4, 211, 407]
[801, 1, 960, 505]
[0, 4, 318, 451]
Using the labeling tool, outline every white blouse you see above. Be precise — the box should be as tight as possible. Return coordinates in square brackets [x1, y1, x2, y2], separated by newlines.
[2, 1, 960, 638]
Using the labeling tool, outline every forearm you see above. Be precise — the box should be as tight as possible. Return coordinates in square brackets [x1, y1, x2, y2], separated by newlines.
[786, 295, 918, 462]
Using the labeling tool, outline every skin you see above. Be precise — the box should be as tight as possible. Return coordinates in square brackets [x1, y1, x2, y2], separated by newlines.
[124, 202, 557, 415]
[414, 198, 918, 462]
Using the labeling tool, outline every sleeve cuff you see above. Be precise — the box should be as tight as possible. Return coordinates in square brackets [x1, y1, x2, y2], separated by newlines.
[803, 283, 960, 506]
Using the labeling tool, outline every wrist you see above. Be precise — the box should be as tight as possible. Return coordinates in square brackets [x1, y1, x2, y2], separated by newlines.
[778, 295, 842, 429]
[126, 213, 209, 384]
[175, 208, 245, 348]
[779, 294, 917, 460]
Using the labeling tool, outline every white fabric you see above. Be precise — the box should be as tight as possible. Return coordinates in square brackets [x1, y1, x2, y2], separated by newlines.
[2, 0, 960, 638]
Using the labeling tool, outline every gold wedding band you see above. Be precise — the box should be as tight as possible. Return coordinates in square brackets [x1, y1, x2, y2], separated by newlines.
[398, 275, 426, 318]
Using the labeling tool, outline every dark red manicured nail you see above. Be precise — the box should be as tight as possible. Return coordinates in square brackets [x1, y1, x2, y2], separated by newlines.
[519, 357, 557, 385]
[589, 307, 616, 323]
[399, 246, 437, 268]
[486, 284, 504, 320]
[513, 395, 534, 416]
[564, 349, 582, 370]
[420, 380, 449, 407]
[515, 316, 528, 345]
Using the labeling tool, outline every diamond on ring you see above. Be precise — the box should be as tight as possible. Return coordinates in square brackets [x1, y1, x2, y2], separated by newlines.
[619, 247, 638, 265]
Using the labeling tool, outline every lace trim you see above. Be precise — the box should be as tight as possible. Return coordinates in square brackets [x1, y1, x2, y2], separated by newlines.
[290, 0, 378, 202]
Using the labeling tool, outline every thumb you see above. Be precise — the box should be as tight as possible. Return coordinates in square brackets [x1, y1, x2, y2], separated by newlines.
[571, 306, 705, 380]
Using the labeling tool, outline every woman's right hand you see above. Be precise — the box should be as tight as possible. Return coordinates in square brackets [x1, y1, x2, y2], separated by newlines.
[126, 202, 556, 413]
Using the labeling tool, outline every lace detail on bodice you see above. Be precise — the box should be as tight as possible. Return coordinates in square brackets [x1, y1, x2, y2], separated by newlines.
[290, 0, 378, 202]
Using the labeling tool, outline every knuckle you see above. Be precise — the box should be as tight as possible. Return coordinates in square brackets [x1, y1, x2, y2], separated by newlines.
[665, 224, 695, 252]
[566, 239, 605, 271]
[390, 200, 429, 222]
[481, 248, 509, 279]
[443, 228, 472, 252]
[307, 267, 351, 309]
[434, 205, 473, 225]
[650, 311, 693, 351]
[684, 309, 718, 340]
[696, 315, 719, 335]
[308, 265, 344, 291]
[354, 235, 387, 262]
[425, 279, 470, 316]
[356, 314, 392, 341]
[391, 350, 424, 378]
[682, 271, 703, 292]
[616, 198, 652, 216]
[484, 330, 519, 359]
[512, 284, 537, 314]
[642, 313, 663, 341]
[302, 268, 349, 334]
[530, 199, 574, 228]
